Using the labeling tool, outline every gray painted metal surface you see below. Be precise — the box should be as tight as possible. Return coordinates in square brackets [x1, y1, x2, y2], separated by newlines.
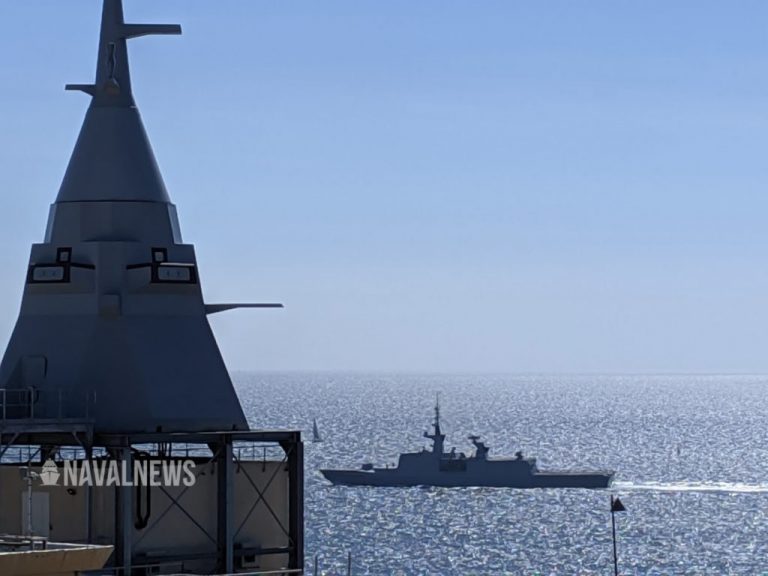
[321, 401, 615, 488]
[0, 0, 277, 433]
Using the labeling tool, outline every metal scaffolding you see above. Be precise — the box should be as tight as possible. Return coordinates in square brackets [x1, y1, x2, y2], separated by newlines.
[0, 400, 304, 575]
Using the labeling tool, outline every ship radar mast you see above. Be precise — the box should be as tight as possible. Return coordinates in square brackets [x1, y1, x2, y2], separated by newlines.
[423, 393, 446, 455]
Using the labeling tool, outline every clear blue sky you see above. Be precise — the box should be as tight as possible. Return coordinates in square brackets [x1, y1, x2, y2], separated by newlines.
[1, 1, 768, 372]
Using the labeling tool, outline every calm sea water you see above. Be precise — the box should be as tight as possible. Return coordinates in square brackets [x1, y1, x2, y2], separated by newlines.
[235, 373, 768, 575]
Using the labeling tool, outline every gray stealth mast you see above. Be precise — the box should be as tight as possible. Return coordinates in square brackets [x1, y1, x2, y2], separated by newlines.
[62, 0, 180, 203]
[0, 0, 280, 433]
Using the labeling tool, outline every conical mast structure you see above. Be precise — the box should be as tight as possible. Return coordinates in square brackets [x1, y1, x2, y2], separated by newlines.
[60, 0, 181, 204]
[0, 0, 261, 433]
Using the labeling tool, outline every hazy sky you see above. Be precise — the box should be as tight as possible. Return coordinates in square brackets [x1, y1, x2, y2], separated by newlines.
[1, 1, 768, 372]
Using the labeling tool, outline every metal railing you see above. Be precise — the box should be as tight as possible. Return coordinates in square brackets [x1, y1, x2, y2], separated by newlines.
[85, 565, 304, 575]
[0, 442, 287, 464]
[0, 387, 96, 423]
[311, 552, 355, 576]
[0, 534, 48, 552]
[122, 441, 287, 461]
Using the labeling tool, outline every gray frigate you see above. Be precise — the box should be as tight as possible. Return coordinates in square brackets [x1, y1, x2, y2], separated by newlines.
[321, 400, 614, 488]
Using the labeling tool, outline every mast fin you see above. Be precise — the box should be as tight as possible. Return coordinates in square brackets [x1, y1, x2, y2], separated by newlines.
[65, 84, 97, 96]
[205, 303, 284, 315]
[120, 24, 182, 39]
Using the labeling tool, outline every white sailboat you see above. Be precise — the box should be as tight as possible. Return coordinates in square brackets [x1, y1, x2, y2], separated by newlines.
[312, 418, 322, 443]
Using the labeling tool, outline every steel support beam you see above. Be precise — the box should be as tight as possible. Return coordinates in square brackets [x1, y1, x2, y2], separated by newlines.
[85, 444, 93, 544]
[217, 436, 234, 573]
[114, 446, 133, 574]
[284, 435, 304, 571]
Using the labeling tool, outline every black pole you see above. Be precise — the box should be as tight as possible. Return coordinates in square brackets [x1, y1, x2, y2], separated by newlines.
[611, 507, 618, 576]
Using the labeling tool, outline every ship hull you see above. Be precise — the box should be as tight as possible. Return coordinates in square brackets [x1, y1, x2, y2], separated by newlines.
[320, 469, 614, 489]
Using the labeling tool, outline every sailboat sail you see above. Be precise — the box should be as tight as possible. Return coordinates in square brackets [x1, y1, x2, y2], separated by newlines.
[312, 419, 322, 442]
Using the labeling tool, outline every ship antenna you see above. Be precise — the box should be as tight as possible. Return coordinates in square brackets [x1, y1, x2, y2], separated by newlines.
[434, 393, 440, 432]
[65, 0, 182, 105]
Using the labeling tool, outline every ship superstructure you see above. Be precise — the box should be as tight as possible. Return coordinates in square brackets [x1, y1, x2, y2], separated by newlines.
[0, 2, 303, 573]
[0, 0, 284, 433]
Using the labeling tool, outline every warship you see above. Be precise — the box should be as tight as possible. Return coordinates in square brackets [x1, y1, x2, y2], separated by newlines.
[321, 400, 614, 488]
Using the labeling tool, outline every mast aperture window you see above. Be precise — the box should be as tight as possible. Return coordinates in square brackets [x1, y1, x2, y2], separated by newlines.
[31, 266, 66, 283]
[156, 264, 195, 283]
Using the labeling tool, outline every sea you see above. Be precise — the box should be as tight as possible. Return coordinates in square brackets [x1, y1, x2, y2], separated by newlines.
[235, 373, 768, 576]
